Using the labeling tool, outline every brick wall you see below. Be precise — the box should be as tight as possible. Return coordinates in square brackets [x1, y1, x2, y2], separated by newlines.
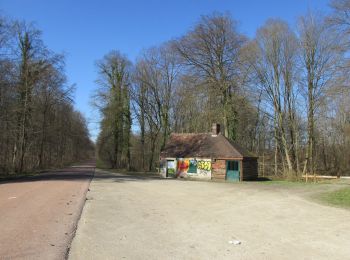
[211, 159, 226, 180]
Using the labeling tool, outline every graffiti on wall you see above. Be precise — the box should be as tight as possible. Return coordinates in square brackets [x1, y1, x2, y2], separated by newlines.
[197, 160, 211, 171]
[162, 158, 212, 178]
[188, 159, 197, 173]
[176, 159, 189, 177]
[197, 160, 211, 176]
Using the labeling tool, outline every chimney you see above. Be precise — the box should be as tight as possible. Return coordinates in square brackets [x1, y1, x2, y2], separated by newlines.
[211, 123, 220, 136]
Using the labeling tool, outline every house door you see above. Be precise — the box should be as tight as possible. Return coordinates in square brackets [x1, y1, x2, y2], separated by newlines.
[226, 160, 240, 181]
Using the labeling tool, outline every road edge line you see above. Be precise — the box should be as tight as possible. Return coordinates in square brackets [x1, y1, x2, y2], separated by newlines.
[64, 166, 95, 260]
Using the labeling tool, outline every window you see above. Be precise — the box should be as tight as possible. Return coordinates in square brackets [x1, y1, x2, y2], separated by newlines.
[227, 161, 239, 171]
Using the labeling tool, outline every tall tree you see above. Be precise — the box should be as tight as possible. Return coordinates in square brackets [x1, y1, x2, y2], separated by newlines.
[245, 19, 299, 175]
[95, 51, 132, 169]
[173, 13, 247, 140]
[298, 12, 346, 176]
[12, 22, 50, 172]
[0, 17, 93, 174]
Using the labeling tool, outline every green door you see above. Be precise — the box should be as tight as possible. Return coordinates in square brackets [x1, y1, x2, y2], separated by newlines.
[226, 161, 240, 181]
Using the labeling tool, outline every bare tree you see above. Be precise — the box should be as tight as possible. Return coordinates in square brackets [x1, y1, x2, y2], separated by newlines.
[95, 51, 132, 169]
[12, 22, 51, 172]
[173, 13, 247, 140]
[298, 11, 346, 178]
[244, 19, 299, 175]
[0, 17, 93, 174]
[328, 0, 350, 33]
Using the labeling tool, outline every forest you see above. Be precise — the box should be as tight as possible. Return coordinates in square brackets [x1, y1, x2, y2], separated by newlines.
[95, 0, 350, 178]
[0, 16, 94, 175]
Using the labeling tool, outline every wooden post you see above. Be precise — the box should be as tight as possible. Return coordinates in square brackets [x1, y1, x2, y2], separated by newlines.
[262, 153, 265, 177]
[240, 159, 243, 182]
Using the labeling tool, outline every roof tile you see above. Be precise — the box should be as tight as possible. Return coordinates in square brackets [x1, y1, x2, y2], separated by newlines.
[160, 133, 255, 159]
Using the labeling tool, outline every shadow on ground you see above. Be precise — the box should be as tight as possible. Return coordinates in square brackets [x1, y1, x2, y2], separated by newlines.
[0, 167, 164, 185]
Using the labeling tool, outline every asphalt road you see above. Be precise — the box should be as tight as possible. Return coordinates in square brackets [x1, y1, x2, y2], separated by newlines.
[0, 163, 95, 260]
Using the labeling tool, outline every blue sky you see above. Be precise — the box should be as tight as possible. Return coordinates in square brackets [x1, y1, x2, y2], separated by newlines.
[0, 0, 330, 140]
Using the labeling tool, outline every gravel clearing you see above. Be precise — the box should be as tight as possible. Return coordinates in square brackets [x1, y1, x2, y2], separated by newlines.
[69, 170, 350, 260]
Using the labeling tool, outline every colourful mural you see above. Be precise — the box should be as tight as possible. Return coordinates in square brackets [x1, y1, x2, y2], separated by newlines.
[160, 158, 211, 179]
[176, 158, 189, 177]
[188, 159, 197, 174]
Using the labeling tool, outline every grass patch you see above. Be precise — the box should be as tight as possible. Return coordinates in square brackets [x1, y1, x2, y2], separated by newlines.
[255, 177, 350, 186]
[255, 179, 312, 186]
[319, 187, 350, 209]
[96, 159, 108, 169]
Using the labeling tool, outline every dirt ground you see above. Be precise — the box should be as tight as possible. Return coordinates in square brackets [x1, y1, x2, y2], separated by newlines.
[0, 163, 95, 260]
[69, 170, 350, 260]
